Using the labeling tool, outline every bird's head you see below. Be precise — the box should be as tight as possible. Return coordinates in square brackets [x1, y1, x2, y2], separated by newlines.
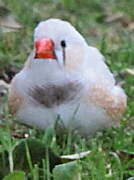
[33, 18, 88, 71]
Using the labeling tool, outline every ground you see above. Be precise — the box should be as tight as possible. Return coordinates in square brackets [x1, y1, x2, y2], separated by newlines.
[0, 0, 134, 179]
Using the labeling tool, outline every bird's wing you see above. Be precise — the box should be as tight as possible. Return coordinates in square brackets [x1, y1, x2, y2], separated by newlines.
[86, 46, 127, 120]
[86, 85, 127, 120]
[87, 46, 115, 87]
[8, 50, 34, 115]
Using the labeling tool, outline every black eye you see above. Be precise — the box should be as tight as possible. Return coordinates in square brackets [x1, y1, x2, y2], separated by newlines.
[61, 40, 66, 48]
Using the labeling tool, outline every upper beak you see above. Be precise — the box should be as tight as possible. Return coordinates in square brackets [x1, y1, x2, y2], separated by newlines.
[35, 38, 56, 59]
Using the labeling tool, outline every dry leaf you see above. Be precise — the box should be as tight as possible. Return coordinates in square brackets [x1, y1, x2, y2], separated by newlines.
[0, 6, 22, 33]
[128, 23, 134, 31]
[61, 151, 91, 160]
[105, 12, 124, 23]
[104, 10, 132, 28]
[124, 68, 134, 76]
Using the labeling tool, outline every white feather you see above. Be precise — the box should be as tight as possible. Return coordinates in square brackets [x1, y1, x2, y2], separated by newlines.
[10, 18, 126, 136]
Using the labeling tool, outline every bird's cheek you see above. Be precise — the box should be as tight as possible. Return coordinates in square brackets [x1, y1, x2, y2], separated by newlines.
[65, 47, 84, 71]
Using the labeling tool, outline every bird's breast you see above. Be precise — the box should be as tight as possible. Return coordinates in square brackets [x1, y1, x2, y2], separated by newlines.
[28, 81, 82, 108]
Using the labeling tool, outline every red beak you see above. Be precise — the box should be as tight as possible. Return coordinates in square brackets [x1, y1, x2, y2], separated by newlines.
[35, 38, 56, 59]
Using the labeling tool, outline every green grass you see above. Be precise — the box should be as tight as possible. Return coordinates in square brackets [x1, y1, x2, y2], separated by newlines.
[0, 0, 134, 179]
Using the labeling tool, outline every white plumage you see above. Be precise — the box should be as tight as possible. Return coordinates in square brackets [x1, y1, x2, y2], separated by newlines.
[8, 19, 127, 136]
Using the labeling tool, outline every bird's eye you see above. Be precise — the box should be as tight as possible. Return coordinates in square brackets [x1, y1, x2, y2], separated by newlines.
[61, 40, 66, 48]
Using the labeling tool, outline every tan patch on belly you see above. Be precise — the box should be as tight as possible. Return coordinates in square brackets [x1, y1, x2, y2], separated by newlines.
[86, 87, 127, 120]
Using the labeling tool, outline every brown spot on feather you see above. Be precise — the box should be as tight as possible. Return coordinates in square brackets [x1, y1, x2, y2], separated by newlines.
[87, 87, 126, 120]
[8, 79, 23, 114]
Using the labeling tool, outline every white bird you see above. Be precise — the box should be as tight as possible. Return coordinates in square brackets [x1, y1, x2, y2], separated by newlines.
[8, 19, 127, 136]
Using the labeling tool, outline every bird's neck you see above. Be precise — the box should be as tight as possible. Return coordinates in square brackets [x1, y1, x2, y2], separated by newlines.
[26, 60, 88, 87]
